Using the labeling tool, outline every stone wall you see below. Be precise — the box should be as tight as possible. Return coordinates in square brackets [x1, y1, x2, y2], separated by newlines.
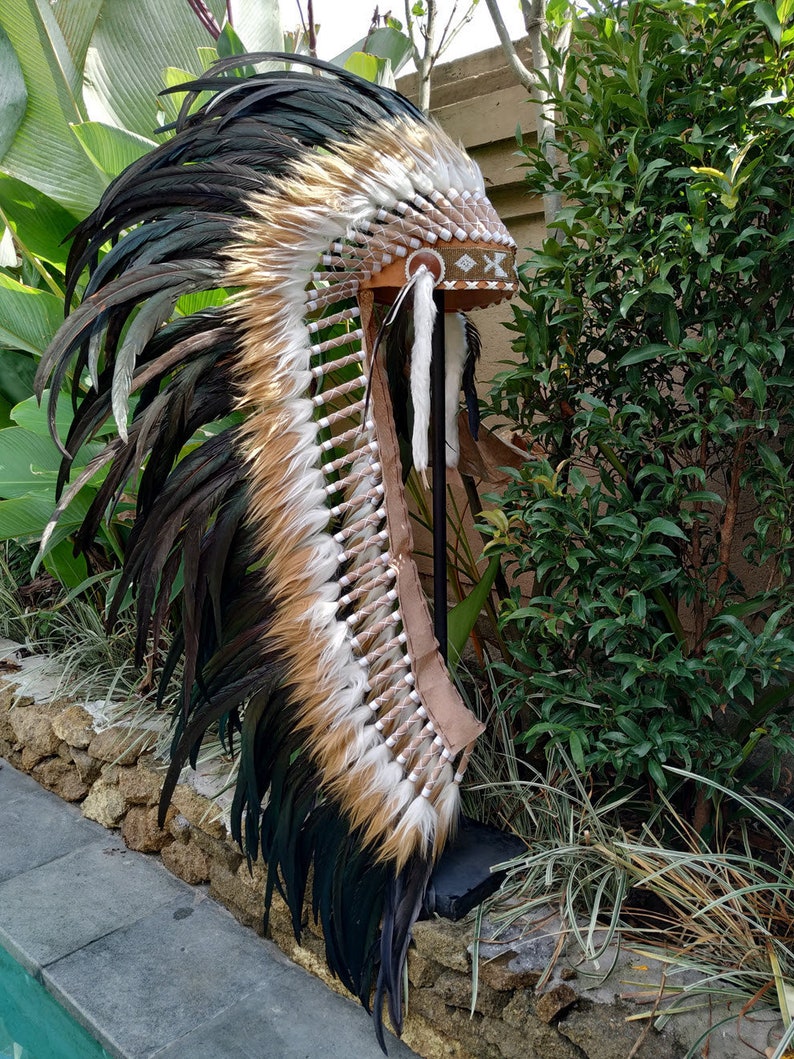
[0, 647, 775, 1059]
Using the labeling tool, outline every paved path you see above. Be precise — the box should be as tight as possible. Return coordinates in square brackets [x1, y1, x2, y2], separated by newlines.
[0, 759, 419, 1059]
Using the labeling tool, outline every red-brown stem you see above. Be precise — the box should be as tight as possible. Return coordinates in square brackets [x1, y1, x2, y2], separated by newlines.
[186, 0, 221, 39]
[693, 786, 711, 835]
[690, 434, 708, 650]
[308, 0, 317, 56]
[713, 422, 749, 612]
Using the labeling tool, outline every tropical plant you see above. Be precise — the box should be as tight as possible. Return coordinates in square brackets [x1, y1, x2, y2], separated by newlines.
[479, 759, 794, 1059]
[483, 0, 794, 828]
[0, 0, 283, 590]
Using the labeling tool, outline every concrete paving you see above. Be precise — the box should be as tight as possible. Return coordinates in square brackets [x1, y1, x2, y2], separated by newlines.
[0, 758, 418, 1059]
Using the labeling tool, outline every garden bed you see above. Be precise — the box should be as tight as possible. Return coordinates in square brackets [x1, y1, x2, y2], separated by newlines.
[0, 637, 781, 1059]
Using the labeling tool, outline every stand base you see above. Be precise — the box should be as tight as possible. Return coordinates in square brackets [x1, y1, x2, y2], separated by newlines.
[423, 817, 527, 921]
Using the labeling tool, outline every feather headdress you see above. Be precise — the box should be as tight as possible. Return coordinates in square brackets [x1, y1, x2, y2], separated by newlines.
[37, 54, 516, 1048]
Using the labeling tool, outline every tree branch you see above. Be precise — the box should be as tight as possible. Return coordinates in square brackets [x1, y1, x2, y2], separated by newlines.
[483, 0, 537, 92]
[405, 0, 436, 113]
[435, 1, 479, 61]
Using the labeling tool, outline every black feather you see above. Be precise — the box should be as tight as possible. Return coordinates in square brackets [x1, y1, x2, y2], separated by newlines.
[462, 315, 482, 441]
[37, 52, 446, 1052]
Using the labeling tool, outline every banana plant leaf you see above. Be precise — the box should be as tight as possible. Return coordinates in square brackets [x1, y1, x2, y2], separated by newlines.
[70, 121, 156, 180]
[0, 24, 27, 159]
[0, 0, 105, 214]
[0, 175, 81, 268]
[0, 274, 64, 357]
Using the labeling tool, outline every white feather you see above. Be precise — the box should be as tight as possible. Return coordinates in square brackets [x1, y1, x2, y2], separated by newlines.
[393, 793, 437, 851]
[410, 266, 436, 474]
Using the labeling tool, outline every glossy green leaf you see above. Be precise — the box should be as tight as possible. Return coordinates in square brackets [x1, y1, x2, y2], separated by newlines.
[227, 0, 283, 52]
[756, 0, 782, 42]
[0, 273, 64, 356]
[343, 52, 387, 85]
[50, 0, 103, 75]
[70, 121, 155, 179]
[159, 67, 201, 128]
[618, 288, 644, 318]
[646, 756, 667, 788]
[617, 343, 669, 368]
[744, 361, 767, 408]
[0, 426, 65, 498]
[0, 174, 80, 268]
[447, 556, 500, 668]
[217, 22, 251, 62]
[0, 25, 27, 161]
[644, 517, 688, 540]
[81, 0, 227, 138]
[0, 349, 37, 404]
[0, 490, 91, 547]
[175, 289, 230, 316]
[0, 224, 16, 267]
[11, 391, 70, 438]
[0, 425, 104, 499]
[42, 536, 89, 588]
[0, 0, 105, 214]
[332, 26, 413, 75]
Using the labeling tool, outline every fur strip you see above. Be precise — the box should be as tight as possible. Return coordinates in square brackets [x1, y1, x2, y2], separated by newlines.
[409, 266, 436, 475]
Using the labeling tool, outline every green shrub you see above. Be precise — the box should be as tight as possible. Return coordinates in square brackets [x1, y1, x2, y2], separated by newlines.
[485, 0, 794, 820]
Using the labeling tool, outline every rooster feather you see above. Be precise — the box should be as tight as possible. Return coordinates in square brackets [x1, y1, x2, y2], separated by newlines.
[36, 54, 516, 1049]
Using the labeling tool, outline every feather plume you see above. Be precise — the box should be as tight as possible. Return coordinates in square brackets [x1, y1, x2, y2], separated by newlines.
[36, 53, 516, 1049]
[409, 266, 436, 476]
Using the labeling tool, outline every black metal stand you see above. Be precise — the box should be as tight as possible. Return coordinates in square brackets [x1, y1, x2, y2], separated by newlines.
[431, 290, 447, 660]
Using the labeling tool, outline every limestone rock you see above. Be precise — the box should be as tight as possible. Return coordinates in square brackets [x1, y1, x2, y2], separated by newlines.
[10, 708, 60, 763]
[413, 918, 471, 973]
[169, 813, 192, 841]
[479, 950, 542, 992]
[117, 764, 162, 806]
[100, 762, 122, 784]
[171, 783, 226, 838]
[401, 1011, 478, 1059]
[69, 747, 102, 785]
[408, 948, 441, 988]
[559, 1004, 681, 1059]
[410, 986, 582, 1059]
[266, 888, 298, 951]
[87, 726, 153, 765]
[20, 745, 46, 771]
[190, 825, 242, 872]
[81, 780, 126, 827]
[0, 703, 15, 744]
[33, 757, 88, 802]
[536, 983, 577, 1024]
[122, 805, 174, 853]
[479, 1007, 583, 1059]
[9, 692, 34, 709]
[0, 684, 19, 712]
[435, 969, 508, 1018]
[52, 705, 94, 748]
[209, 859, 265, 935]
[161, 838, 211, 884]
[501, 991, 532, 1029]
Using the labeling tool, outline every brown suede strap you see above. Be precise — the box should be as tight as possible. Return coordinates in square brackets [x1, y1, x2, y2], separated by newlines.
[358, 290, 485, 755]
